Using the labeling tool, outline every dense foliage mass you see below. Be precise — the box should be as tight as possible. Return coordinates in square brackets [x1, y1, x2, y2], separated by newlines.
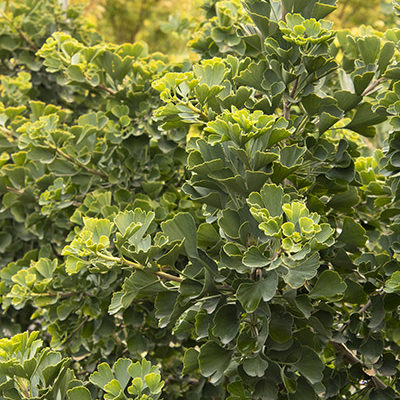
[2, 0, 400, 398]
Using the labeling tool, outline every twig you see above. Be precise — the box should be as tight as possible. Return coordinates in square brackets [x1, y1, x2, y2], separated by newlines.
[0, 10, 39, 52]
[180, 100, 208, 121]
[283, 76, 299, 120]
[155, 270, 183, 283]
[339, 299, 373, 334]
[98, 83, 116, 95]
[331, 342, 387, 390]
[361, 78, 385, 97]
[15, 26, 39, 52]
[0, 125, 16, 140]
[1, 125, 106, 179]
[66, 317, 89, 342]
[47, 143, 107, 178]
[283, 101, 290, 120]
[281, 6, 287, 22]
[122, 256, 184, 283]
[290, 76, 299, 98]
[358, 299, 372, 314]
[97, 251, 234, 288]
[6, 186, 23, 195]
[96, 251, 184, 283]
[30, 291, 94, 298]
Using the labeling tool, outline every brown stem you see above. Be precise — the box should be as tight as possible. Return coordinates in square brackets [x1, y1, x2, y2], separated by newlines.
[1, 125, 106, 179]
[155, 270, 183, 283]
[184, 101, 208, 121]
[361, 78, 385, 97]
[75, 369, 91, 376]
[281, 6, 287, 22]
[98, 83, 116, 95]
[15, 26, 39, 52]
[65, 317, 89, 342]
[290, 76, 299, 98]
[217, 283, 233, 291]
[358, 299, 372, 314]
[6, 186, 23, 195]
[283, 77, 299, 120]
[47, 143, 107, 178]
[0, 125, 16, 140]
[0, 10, 39, 52]
[283, 101, 290, 120]
[99, 252, 232, 288]
[331, 342, 387, 390]
[120, 255, 184, 283]
[32, 291, 94, 298]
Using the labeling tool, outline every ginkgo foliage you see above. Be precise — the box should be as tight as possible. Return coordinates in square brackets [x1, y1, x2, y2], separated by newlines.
[1, 0, 400, 399]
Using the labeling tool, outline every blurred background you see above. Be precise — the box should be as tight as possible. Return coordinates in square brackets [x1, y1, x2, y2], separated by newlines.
[70, 0, 199, 57]
[68, 0, 395, 56]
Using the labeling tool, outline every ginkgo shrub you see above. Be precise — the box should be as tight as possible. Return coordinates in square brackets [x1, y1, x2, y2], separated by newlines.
[1, 0, 400, 399]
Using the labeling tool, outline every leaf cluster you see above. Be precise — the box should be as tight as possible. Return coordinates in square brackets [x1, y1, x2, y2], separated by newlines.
[1, 1, 400, 399]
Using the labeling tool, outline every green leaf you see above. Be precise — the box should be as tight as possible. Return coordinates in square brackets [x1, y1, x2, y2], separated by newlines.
[359, 337, 383, 363]
[65, 256, 88, 275]
[193, 59, 226, 87]
[48, 159, 78, 175]
[182, 348, 199, 375]
[237, 271, 278, 312]
[295, 347, 323, 384]
[155, 291, 180, 328]
[283, 253, 320, 289]
[113, 358, 132, 390]
[308, 270, 347, 300]
[197, 223, 220, 249]
[378, 42, 395, 73]
[198, 341, 232, 384]
[235, 61, 267, 91]
[243, 356, 268, 378]
[0, 232, 12, 252]
[333, 91, 362, 112]
[212, 304, 239, 344]
[357, 36, 381, 64]
[242, 246, 269, 268]
[369, 389, 398, 400]
[269, 306, 293, 343]
[343, 279, 368, 304]
[121, 270, 166, 308]
[67, 387, 92, 400]
[345, 103, 387, 137]
[104, 379, 123, 396]
[128, 377, 143, 396]
[288, 377, 317, 400]
[89, 363, 113, 390]
[337, 217, 367, 252]
[384, 271, 400, 293]
[144, 372, 163, 394]
[219, 209, 241, 239]
[248, 183, 286, 218]
[161, 213, 198, 259]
